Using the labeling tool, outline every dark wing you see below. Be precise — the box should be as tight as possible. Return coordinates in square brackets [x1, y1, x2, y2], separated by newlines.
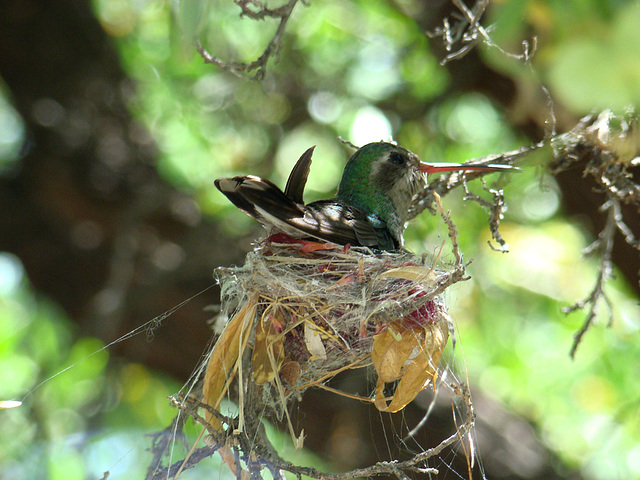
[284, 146, 315, 203]
[215, 176, 399, 249]
[215, 175, 304, 226]
[300, 201, 399, 250]
[352, 213, 399, 251]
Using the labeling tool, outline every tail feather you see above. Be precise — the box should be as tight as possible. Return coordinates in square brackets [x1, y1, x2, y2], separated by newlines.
[284, 146, 315, 204]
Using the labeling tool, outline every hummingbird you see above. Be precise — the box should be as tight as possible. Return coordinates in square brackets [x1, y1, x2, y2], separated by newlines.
[215, 142, 516, 251]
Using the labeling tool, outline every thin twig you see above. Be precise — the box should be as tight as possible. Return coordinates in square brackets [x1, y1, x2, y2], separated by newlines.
[428, 0, 535, 64]
[165, 392, 457, 480]
[147, 445, 222, 480]
[564, 200, 616, 358]
[551, 110, 640, 352]
[462, 179, 510, 252]
[145, 414, 188, 480]
[196, 0, 301, 79]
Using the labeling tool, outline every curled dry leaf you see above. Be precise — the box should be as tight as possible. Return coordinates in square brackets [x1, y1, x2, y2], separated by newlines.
[372, 314, 449, 413]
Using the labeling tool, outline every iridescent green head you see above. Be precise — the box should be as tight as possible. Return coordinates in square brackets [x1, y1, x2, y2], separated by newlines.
[336, 142, 427, 238]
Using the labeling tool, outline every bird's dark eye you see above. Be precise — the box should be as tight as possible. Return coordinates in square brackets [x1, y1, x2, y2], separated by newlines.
[388, 152, 406, 166]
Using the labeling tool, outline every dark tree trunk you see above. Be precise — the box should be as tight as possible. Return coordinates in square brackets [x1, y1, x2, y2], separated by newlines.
[0, 0, 249, 379]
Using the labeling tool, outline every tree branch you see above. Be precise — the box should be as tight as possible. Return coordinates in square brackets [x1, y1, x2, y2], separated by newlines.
[196, 0, 301, 79]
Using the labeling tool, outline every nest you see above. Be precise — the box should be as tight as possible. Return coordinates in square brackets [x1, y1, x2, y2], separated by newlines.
[156, 200, 476, 480]
[202, 229, 466, 437]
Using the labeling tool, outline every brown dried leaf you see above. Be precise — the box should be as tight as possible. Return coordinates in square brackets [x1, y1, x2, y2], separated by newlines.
[280, 360, 300, 386]
[203, 297, 256, 429]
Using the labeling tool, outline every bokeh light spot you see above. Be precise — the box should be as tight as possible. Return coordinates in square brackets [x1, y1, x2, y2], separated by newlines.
[350, 106, 392, 146]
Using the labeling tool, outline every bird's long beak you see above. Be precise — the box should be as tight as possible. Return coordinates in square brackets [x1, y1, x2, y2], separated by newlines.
[418, 162, 518, 174]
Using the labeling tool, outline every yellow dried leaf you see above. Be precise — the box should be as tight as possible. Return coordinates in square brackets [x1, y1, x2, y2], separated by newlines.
[371, 325, 415, 383]
[203, 297, 256, 430]
[252, 314, 285, 385]
[372, 319, 449, 413]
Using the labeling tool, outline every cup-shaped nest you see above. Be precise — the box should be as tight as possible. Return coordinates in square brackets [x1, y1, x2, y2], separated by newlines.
[203, 234, 454, 428]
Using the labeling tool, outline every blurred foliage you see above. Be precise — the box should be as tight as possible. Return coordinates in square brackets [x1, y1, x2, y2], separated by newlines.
[2, 0, 640, 479]
[486, 0, 640, 111]
[0, 83, 24, 172]
[0, 253, 191, 479]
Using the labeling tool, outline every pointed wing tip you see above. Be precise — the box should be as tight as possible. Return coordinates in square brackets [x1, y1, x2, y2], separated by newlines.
[216, 175, 267, 194]
[215, 175, 300, 228]
[214, 176, 238, 193]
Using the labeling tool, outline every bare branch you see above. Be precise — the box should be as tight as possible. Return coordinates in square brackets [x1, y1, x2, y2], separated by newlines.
[564, 201, 616, 358]
[157, 391, 469, 480]
[548, 110, 640, 354]
[147, 445, 221, 480]
[411, 108, 639, 353]
[612, 199, 640, 250]
[462, 179, 510, 252]
[196, 0, 301, 79]
[428, 0, 536, 65]
[550, 110, 640, 211]
[337, 137, 359, 150]
[145, 414, 188, 480]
